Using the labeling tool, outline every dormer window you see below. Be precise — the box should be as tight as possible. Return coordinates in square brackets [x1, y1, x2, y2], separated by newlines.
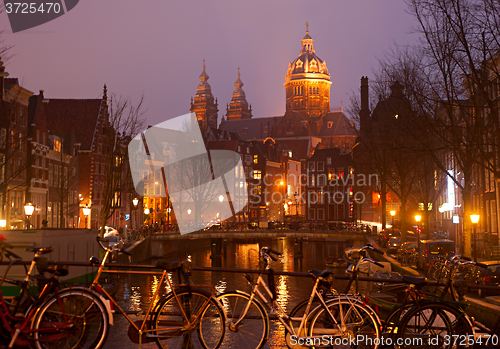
[327, 121, 333, 128]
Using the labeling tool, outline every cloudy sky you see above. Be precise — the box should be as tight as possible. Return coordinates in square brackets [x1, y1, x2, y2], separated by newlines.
[0, 0, 418, 126]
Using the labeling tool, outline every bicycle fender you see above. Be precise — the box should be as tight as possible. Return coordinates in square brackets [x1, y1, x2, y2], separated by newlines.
[60, 286, 114, 326]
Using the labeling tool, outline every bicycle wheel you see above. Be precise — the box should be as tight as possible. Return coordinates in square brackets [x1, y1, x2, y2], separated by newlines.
[397, 302, 474, 348]
[153, 288, 225, 349]
[33, 288, 109, 349]
[308, 299, 381, 348]
[217, 292, 269, 349]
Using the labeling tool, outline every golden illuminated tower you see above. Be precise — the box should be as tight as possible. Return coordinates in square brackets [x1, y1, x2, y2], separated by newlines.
[284, 23, 331, 119]
[190, 59, 219, 132]
[225, 67, 252, 121]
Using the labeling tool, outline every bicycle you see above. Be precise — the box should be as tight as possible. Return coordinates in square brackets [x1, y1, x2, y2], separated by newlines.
[217, 245, 383, 349]
[0, 239, 109, 349]
[78, 236, 225, 349]
[382, 255, 483, 348]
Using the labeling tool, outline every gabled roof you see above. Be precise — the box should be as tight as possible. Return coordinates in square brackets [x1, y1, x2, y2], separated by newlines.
[275, 138, 313, 161]
[318, 112, 357, 137]
[44, 99, 103, 151]
[219, 116, 283, 140]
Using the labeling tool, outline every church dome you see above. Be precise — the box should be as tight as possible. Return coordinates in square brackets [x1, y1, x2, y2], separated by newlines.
[286, 26, 330, 81]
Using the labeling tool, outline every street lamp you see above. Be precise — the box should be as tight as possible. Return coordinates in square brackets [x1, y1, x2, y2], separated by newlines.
[24, 203, 35, 229]
[133, 198, 139, 207]
[83, 204, 91, 229]
[470, 214, 480, 262]
[144, 208, 150, 215]
[187, 209, 192, 215]
[415, 214, 421, 251]
[219, 195, 224, 227]
[0, 220, 6, 230]
[390, 210, 396, 235]
[294, 192, 299, 219]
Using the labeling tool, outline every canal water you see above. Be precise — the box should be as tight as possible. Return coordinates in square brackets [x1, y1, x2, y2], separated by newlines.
[105, 237, 367, 349]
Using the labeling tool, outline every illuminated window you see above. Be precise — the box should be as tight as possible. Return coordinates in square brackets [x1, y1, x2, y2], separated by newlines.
[54, 139, 61, 152]
[328, 171, 335, 180]
[253, 170, 262, 179]
[252, 185, 261, 196]
[253, 155, 258, 164]
[327, 121, 333, 128]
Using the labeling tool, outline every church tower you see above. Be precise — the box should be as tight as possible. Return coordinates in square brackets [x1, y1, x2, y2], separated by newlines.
[225, 68, 253, 121]
[190, 60, 218, 133]
[284, 23, 331, 120]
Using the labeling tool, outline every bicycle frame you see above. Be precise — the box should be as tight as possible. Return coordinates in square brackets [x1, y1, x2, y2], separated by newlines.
[92, 240, 218, 348]
[234, 268, 365, 343]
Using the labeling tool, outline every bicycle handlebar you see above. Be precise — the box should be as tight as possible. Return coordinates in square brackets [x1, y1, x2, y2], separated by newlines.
[95, 236, 130, 255]
[260, 246, 282, 262]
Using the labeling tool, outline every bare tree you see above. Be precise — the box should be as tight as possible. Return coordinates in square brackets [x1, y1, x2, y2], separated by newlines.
[99, 94, 145, 237]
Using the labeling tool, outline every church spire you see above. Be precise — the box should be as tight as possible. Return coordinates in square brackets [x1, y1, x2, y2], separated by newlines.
[191, 59, 218, 132]
[301, 22, 314, 54]
[225, 67, 252, 121]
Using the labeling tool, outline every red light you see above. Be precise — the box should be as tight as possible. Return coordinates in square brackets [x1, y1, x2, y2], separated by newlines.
[425, 249, 428, 259]
[483, 276, 491, 282]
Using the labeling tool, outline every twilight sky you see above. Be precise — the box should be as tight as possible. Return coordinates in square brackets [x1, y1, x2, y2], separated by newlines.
[0, 0, 418, 126]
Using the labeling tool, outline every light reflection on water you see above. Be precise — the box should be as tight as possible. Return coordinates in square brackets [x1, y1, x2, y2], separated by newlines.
[108, 237, 359, 348]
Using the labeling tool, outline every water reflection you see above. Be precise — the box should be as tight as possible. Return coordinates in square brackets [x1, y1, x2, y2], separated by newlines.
[108, 237, 358, 349]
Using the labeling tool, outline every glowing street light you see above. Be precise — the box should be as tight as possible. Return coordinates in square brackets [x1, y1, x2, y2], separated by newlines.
[390, 210, 396, 235]
[415, 214, 422, 250]
[187, 209, 192, 215]
[132, 198, 139, 207]
[24, 203, 35, 229]
[144, 208, 150, 215]
[0, 220, 6, 229]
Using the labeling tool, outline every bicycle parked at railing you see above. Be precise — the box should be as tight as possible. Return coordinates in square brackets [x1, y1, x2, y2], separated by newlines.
[382, 255, 485, 348]
[77, 236, 225, 349]
[217, 245, 384, 349]
[0, 239, 109, 349]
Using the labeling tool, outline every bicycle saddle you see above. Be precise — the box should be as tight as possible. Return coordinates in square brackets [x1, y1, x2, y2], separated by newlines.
[402, 275, 427, 288]
[156, 260, 181, 271]
[26, 246, 54, 255]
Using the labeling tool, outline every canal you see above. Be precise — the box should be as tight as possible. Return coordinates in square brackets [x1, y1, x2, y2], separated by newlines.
[105, 236, 367, 349]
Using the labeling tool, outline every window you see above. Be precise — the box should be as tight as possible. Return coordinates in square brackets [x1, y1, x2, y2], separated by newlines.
[326, 157, 331, 165]
[308, 209, 315, 220]
[317, 209, 325, 220]
[253, 170, 262, 179]
[308, 162, 315, 172]
[338, 204, 344, 220]
[49, 164, 53, 186]
[0, 129, 5, 149]
[317, 162, 324, 171]
[0, 155, 4, 182]
[18, 159, 23, 179]
[19, 109, 24, 124]
[18, 133, 22, 151]
[253, 155, 258, 164]
[11, 107, 15, 122]
[54, 139, 61, 152]
[252, 185, 261, 196]
[318, 174, 326, 187]
[264, 126, 268, 133]
[327, 121, 333, 128]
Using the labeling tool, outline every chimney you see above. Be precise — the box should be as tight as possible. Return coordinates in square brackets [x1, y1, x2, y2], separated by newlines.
[360, 76, 370, 133]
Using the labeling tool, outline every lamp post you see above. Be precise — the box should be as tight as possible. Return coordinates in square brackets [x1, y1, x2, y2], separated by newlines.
[166, 207, 171, 230]
[280, 181, 285, 223]
[294, 192, 299, 220]
[132, 198, 139, 230]
[24, 203, 35, 229]
[415, 214, 421, 251]
[470, 214, 480, 262]
[83, 204, 91, 229]
[219, 195, 224, 228]
[390, 210, 396, 235]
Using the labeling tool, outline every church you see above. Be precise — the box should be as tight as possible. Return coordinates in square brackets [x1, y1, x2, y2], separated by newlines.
[190, 24, 357, 160]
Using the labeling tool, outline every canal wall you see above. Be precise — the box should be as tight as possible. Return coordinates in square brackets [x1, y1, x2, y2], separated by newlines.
[0, 228, 100, 285]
